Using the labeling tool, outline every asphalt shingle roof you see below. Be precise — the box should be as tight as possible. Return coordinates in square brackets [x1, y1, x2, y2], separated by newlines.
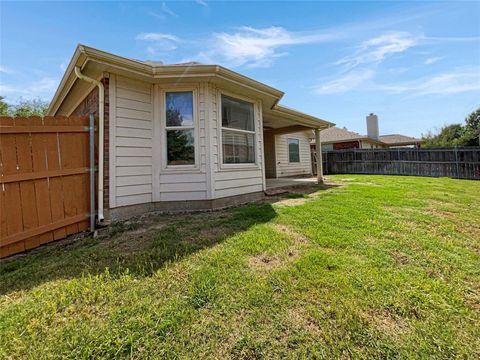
[320, 127, 367, 143]
[319, 127, 422, 146]
[379, 134, 422, 145]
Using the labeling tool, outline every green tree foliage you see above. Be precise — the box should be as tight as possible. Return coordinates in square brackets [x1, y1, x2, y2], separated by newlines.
[422, 107, 480, 147]
[0, 97, 49, 117]
[0, 96, 9, 116]
[463, 107, 480, 146]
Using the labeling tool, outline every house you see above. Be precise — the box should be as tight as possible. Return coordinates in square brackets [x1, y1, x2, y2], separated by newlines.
[317, 126, 386, 151]
[313, 113, 423, 151]
[378, 134, 424, 148]
[47, 45, 333, 221]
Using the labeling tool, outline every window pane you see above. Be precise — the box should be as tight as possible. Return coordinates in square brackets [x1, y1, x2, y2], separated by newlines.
[166, 92, 193, 127]
[222, 130, 255, 164]
[221, 95, 254, 131]
[167, 129, 195, 165]
[288, 138, 300, 162]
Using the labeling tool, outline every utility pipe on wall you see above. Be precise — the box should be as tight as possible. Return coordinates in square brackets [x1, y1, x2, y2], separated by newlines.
[74, 66, 105, 222]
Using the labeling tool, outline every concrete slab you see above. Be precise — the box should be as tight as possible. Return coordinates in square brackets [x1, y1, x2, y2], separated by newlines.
[266, 177, 318, 190]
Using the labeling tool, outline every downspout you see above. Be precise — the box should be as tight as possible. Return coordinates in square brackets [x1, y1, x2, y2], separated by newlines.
[74, 66, 105, 223]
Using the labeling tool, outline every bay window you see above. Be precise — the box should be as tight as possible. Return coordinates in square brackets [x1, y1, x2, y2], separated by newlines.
[221, 95, 255, 164]
[165, 91, 195, 165]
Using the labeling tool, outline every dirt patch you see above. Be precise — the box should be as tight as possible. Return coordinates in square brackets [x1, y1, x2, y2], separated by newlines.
[248, 224, 308, 271]
[392, 251, 411, 266]
[248, 254, 285, 270]
[274, 197, 309, 207]
[272, 224, 309, 244]
[287, 306, 323, 337]
[365, 310, 410, 338]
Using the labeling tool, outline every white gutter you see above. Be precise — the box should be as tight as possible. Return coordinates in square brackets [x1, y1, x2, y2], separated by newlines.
[74, 66, 105, 223]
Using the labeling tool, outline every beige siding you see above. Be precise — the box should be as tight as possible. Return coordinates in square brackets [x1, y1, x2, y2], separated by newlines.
[275, 132, 312, 177]
[157, 83, 208, 202]
[110, 77, 210, 208]
[113, 75, 154, 206]
[211, 85, 265, 198]
[109, 78, 265, 208]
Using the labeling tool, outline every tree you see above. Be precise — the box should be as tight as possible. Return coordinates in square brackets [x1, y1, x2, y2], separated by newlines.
[422, 107, 480, 147]
[422, 124, 465, 148]
[10, 98, 49, 117]
[0, 97, 49, 117]
[462, 108, 480, 146]
[0, 96, 9, 116]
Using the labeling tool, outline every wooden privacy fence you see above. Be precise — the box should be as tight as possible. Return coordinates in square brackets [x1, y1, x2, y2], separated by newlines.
[317, 148, 480, 180]
[0, 116, 93, 258]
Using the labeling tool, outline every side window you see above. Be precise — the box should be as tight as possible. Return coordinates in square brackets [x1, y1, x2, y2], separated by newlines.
[288, 138, 300, 162]
[221, 95, 255, 164]
[165, 91, 195, 165]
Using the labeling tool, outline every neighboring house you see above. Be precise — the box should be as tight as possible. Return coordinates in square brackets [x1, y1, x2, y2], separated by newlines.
[312, 113, 423, 151]
[317, 126, 386, 151]
[47, 45, 333, 221]
[378, 134, 423, 148]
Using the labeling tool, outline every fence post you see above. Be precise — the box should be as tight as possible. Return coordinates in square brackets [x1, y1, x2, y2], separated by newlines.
[455, 147, 459, 179]
[314, 129, 323, 183]
[89, 113, 96, 233]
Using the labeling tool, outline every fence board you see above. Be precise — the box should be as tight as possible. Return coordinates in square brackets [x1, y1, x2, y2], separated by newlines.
[317, 148, 480, 180]
[30, 116, 54, 245]
[0, 115, 91, 258]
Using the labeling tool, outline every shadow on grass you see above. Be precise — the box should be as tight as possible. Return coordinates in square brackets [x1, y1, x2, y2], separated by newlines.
[0, 203, 278, 295]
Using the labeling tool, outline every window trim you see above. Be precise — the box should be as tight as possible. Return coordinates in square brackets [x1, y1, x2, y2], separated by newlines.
[287, 137, 300, 163]
[160, 87, 199, 172]
[218, 90, 260, 170]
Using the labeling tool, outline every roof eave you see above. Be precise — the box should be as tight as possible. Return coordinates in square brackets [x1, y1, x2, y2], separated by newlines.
[272, 105, 334, 129]
[48, 44, 286, 115]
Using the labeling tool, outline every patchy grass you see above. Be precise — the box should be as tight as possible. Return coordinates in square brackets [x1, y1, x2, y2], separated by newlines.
[1, 175, 479, 359]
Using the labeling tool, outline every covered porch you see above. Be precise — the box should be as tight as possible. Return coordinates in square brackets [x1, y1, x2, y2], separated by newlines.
[262, 105, 332, 182]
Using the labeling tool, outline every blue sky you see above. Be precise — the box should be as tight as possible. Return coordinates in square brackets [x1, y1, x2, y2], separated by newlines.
[1, 1, 479, 137]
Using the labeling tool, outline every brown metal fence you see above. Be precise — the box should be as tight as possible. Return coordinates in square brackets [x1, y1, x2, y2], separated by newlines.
[315, 148, 480, 180]
[0, 116, 92, 258]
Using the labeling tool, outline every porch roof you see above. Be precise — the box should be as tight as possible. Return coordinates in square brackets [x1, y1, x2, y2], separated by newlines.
[263, 105, 334, 132]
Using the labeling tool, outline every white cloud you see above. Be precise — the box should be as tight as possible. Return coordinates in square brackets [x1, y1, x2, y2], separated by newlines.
[161, 2, 178, 18]
[0, 77, 58, 101]
[424, 56, 443, 65]
[0, 65, 14, 74]
[148, 2, 178, 20]
[336, 32, 419, 70]
[195, 0, 208, 7]
[136, 33, 180, 42]
[379, 68, 480, 95]
[314, 69, 375, 94]
[197, 26, 337, 68]
[313, 32, 421, 95]
[136, 32, 181, 53]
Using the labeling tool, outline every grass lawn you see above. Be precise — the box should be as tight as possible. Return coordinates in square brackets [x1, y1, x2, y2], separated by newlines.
[1, 175, 479, 359]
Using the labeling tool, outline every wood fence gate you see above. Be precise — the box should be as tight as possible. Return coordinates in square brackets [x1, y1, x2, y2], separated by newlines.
[0, 116, 93, 258]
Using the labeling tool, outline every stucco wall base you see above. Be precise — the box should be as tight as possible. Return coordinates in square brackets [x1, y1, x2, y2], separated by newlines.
[108, 191, 265, 221]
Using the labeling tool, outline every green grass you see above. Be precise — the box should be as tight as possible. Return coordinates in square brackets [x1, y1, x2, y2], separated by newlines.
[1, 175, 479, 359]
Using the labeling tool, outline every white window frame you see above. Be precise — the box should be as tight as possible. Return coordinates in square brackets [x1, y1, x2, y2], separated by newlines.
[218, 91, 259, 170]
[160, 87, 199, 172]
[287, 137, 300, 163]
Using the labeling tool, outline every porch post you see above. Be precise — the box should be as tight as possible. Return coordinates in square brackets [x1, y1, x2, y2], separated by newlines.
[315, 128, 323, 183]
